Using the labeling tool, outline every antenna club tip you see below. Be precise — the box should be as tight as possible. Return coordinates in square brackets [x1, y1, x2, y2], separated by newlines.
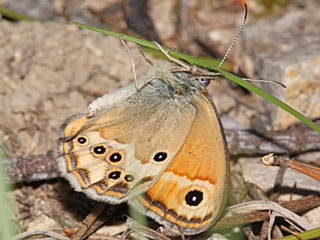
[244, 3, 248, 22]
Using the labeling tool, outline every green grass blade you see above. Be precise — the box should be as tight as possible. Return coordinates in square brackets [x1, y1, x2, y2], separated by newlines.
[0, 5, 36, 21]
[72, 22, 219, 69]
[72, 22, 320, 134]
[0, 129, 16, 239]
[217, 69, 320, 133]
[275, 227, 320, 240]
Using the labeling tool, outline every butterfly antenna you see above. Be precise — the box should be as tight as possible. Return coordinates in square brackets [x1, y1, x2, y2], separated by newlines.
[217, 4, 248, 69]
[242, 78, 287, 88]
[120, 36, 139, 90]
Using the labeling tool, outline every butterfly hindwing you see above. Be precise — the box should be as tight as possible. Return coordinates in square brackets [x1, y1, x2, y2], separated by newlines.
[130, 92, 229, 235]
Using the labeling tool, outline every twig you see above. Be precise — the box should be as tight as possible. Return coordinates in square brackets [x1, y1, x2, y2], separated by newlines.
[80, 210, 110, 240]
[4, 126, 320, 183]
[14, 196, 320, 239]
[284, 218, 304, 233]
[268, 211, 278, 240]
[260, 166, 286, 240]
[280, 225, 302, 240]
[125, 216, 172, 240]
[225, 127, 320, 155]
[261, 154, 320, 181]
[226, 201, 314, 230]
[70, 203, 107, 240]
[211, 195, 320, 231]
[14, 230, 68, 240]
[4, 150, 59, 183]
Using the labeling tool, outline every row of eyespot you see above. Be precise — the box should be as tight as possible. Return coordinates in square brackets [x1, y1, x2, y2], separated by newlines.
[77, 136, 168, 162]
[108, 170, 135, 182]
[107, 171, 204, 206]
[78, 137, 205, 206]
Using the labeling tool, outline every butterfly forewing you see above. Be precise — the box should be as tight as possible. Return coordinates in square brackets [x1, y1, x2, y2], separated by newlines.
[58, 62, 229, 235]
[59, 64, 197, 203]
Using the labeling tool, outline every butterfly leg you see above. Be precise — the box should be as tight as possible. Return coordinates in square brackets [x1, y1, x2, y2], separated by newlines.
[152, 41, 192, 71]
[137, 44, 154, 67]
[120, 37, 159, 91]
[119, 36, 140, 90]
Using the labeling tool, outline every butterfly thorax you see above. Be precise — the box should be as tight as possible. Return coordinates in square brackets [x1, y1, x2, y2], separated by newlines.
[143, 62, 206, 102]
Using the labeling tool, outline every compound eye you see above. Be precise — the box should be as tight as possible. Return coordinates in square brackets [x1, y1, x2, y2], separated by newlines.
[196, 77, 210, 87]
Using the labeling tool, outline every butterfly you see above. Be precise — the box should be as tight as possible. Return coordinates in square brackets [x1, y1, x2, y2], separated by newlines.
[57, 42, 229, 236]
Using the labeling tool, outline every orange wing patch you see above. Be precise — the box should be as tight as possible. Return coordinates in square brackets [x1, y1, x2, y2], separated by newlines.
[136, 93, 229, 235]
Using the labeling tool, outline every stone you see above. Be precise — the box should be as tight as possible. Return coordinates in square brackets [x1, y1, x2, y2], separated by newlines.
[240, 2, 320, 130]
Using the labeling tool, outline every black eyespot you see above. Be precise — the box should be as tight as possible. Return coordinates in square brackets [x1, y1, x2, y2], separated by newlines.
[196, 77, 210, 87]
[109, 153, 122, 162]
[124, 174, 135, 182]
[93, 145, 106, 155]
[77, 136, 87, 145]
[153, 152, 167, 162]
[185, 190, 203, 206]
[108, 171, 121, 180]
